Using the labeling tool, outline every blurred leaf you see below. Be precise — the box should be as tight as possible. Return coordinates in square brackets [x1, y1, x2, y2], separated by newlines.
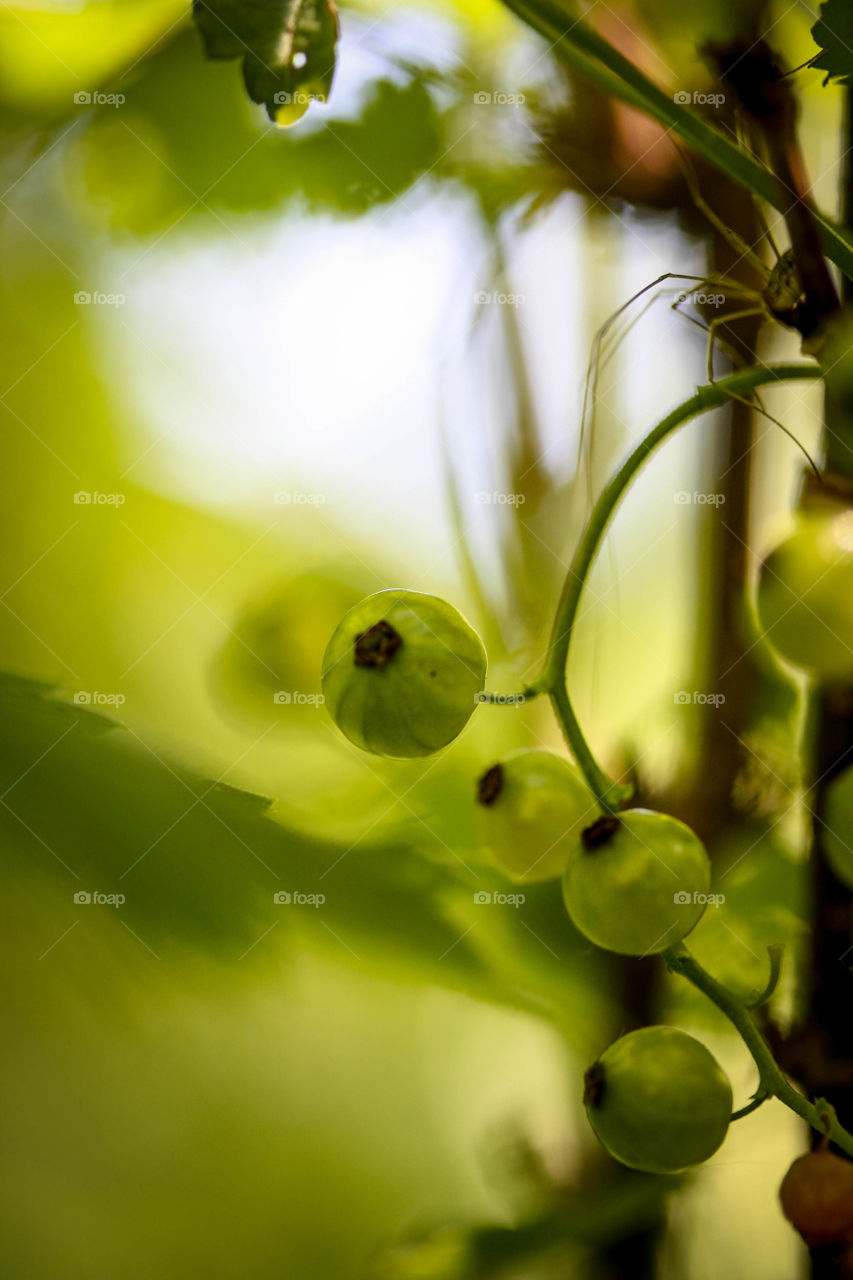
[67, 34, 444, 229]
[812, 0, 853, 85]
[0, 672, 607, 1039]
[372, 1171, 677, 1278]
[193, 0, 338, 123]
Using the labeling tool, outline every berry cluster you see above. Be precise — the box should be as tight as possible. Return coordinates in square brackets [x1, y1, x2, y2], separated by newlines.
[321, 477, 853, 1216]
[322, 588, 727, 1174]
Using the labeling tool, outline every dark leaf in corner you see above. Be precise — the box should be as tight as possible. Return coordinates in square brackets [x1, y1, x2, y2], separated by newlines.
[192, 0, 339, 124]
[811, 0, 853, 84]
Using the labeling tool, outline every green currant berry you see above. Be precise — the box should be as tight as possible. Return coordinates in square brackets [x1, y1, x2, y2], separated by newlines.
[822, 765, 853, 890]
[757, 508, 853, 683]
[780, 1147, 853, 1246]
[562, 809, 711, 955]
[322, 589, 487, 758]
[584, 1026, 732, 1173]
[476, 749, 595, 883]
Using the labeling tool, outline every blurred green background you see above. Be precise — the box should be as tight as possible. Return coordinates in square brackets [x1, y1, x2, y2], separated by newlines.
[0, 0, 839, 1275]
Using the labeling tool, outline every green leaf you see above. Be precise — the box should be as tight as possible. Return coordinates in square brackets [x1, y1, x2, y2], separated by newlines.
[0, 673, 605, 1039]
[192, 0, 339, 123]
[811, 0, 853, 85]
[191, 0, 245, 58]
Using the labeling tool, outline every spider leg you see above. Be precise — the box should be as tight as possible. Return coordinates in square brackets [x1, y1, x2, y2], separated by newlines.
[668, 305, 751, 379]
[598, 286, 693, 377]
[704, 306, 765, 382]
[599, 277, 758, 383]
[580, 272, 707, 467]
[669, 279, 763, 327]
[676, 147, 769, 277]
[722, 387, 820, 478]
[753, 203, 782, 261]
[667, 291, 819, 473]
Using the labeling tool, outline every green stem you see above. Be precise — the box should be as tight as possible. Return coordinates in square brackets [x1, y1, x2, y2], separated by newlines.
[541, 362, 819, 806]
[550, 678, 620, 809]
[501, 0, 853, 282]
[664, 943, 853, 1156]
[730, 1091, 770, 1122]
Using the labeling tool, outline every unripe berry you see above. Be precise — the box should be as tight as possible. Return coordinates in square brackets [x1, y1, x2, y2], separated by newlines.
[322, 589, 487, 757]
[476, 749, 595, 883]
[584, 1026, 732, 1173]
[562, 809, 711, 955]
[757, 508, 853, 683]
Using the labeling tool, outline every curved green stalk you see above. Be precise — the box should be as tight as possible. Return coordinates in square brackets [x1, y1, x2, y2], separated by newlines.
[730, 1091, 770, 1122]
[665, 943, 853, 1155]
[541, 362, 819, 806]
[482, 354, 850, 1147]
[543, 357, 853, 1148]
[501, 0, 853, 282]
